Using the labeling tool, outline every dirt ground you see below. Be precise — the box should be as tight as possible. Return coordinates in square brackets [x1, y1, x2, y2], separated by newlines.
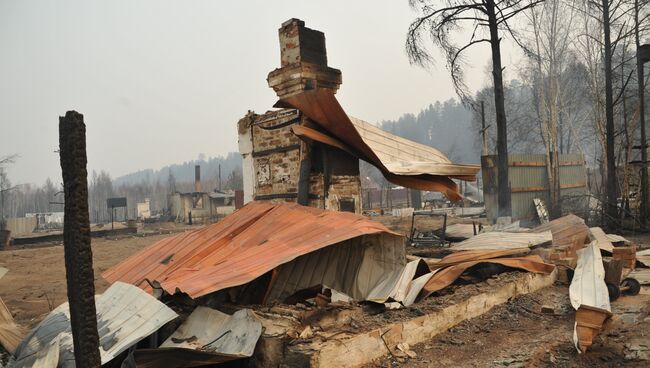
[2, 218, 650, 367]
[0, 223, 199, 328]
[372, 284, 650, 367]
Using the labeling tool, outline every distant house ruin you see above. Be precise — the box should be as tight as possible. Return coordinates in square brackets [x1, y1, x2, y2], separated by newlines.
[238, 19, 480, 214]
[168, 165, 235, 223]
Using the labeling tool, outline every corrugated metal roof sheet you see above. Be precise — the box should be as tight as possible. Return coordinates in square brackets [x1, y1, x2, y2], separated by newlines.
[419, 255, 555, 300]
[450, 231, 553, 251]
[279, 89, 480, 201]
[532, 214, 589, 248]
[103, 202, 403, 299]
[0, 296, 25, 355]
[133, 307, 262, 368]
[12, 282, 178, 368]
[482, 154, 587, 222]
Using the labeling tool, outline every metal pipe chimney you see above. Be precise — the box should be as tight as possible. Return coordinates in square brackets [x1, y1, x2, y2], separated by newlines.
[194, 165, 202, 193]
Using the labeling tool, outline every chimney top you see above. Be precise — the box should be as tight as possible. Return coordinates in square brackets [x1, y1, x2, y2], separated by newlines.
[281, 18, 304, 28]
[267, 19, 342, 99]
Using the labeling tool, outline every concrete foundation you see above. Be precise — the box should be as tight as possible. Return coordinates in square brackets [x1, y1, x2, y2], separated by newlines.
[253, 270, 557, 368]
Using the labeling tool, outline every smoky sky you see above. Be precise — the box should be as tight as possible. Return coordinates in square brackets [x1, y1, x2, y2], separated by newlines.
[0, 0, 520, 185]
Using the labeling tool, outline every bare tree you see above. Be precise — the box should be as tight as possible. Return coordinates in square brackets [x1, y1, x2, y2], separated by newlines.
[572, 0, 645, 228]
[406, 0, 544, 217]
[0, 154, 19, 228]
[524, 0, 579, 218]
[634, 0, 650, 226]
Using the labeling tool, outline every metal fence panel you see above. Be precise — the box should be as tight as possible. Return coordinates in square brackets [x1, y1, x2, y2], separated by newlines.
[482, 154, 587, 224]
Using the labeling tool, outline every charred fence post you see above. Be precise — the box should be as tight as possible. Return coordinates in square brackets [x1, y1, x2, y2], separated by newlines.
[59, 111, 101, 367]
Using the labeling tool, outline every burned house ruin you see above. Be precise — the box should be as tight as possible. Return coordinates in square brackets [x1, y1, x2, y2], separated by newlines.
[238, 19, 480, 213]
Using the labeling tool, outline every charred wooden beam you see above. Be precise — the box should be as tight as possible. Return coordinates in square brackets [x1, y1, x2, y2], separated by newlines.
[58, 111, 101, 367]
[252, 144, 301, 158]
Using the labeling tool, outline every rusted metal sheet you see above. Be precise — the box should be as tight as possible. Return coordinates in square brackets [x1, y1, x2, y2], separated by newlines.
[427, 249, 531, 269]
[279, 89, 479, 201]
[532, 214, 589, 249]
[418, 255, 555, 300]
[450, 231, 552, 251]
[292, 124, 353, 154]
[103, 202, 403, 300]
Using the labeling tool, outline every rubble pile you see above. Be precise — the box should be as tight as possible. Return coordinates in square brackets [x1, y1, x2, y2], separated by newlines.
[0, 17, 647, 368]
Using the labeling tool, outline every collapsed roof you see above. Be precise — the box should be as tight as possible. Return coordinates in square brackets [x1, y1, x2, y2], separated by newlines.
[279, 89, 480, 201]
[103, 202, 406, 301]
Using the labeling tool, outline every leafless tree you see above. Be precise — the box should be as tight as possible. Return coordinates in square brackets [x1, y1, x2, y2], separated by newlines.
[0, 154, 19, 228]
[523, 0, 578, 218]
[633, 0, 650, 226]
[406, 0, 545, 216]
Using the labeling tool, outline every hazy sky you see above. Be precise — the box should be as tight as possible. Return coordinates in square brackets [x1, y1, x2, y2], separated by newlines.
[0, 0, 521, 185]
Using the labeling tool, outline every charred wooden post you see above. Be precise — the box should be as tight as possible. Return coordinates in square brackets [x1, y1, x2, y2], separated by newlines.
[58, 111, 101, 367]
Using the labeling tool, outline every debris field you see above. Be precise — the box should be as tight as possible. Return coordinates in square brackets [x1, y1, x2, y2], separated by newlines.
[1, 17, 649, 368]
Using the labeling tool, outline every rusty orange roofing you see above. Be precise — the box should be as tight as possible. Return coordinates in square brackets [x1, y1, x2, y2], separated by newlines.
[102, 202, 401, 299]
[278, 89, 480, 201]
[418, 254, 555, 300]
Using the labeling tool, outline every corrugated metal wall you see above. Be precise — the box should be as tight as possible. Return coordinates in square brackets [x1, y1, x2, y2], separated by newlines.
[6, 217, 38, 235]
[482, 153, 587, 224]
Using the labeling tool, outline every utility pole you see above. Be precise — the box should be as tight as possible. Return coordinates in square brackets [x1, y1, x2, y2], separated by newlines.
[59, 111, 101, 367]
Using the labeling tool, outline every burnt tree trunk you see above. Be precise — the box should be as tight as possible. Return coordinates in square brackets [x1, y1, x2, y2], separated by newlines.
[602, 0, 619, 229]
[59, 111, 101, 367]
[635, 0, 648, 226]
[486, 0, 511, 217]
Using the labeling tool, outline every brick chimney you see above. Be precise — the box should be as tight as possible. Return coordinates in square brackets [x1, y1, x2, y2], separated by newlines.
[194, 165, 202, 193]
[267, 19, 342, 99]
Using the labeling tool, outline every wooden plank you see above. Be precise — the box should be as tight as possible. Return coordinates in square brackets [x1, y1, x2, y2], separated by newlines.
[251, 144, 301, 158]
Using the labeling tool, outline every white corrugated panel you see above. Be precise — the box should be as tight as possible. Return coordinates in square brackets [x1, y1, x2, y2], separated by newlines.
[12, 282, 178, 368]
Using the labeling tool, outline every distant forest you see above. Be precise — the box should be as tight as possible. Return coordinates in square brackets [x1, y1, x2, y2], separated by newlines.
[379, 99, 479, 164]
[113, 152, 242, 188]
